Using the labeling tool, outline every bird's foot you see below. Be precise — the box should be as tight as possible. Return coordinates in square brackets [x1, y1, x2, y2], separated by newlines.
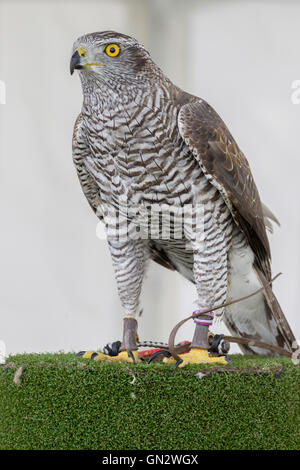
[163, 348, 228, 368]
[76, 349, 140, 363]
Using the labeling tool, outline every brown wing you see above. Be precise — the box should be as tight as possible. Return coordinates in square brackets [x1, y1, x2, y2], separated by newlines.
[178, 99, 271, 281]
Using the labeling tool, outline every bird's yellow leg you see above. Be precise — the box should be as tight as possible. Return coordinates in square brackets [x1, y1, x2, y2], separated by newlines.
[163, 348, 228, 367]
[79, 350, 140, 363]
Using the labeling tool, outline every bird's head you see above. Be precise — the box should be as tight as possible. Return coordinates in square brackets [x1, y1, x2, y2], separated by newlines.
[70, 31, 156, 90]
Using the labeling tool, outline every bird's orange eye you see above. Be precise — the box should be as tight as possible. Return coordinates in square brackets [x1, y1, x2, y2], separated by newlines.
[105, 44, 120, 57]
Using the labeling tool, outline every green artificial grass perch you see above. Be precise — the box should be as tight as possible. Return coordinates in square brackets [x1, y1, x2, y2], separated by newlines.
[0, 353, 299, 450]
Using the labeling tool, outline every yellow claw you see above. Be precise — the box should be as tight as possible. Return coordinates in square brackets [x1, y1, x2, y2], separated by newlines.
[82, 350, 139, 363]
[163, 348, 229, 367]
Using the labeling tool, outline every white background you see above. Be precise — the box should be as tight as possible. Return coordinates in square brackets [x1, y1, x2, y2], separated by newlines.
[0, 0, 299, 355]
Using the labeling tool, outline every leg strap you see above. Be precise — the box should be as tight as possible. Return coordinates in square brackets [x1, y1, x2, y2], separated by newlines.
[191, 309, 214, 349]
[192, 309, 214, 326]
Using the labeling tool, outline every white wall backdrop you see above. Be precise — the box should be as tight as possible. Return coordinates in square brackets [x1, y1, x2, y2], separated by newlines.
[0, 0, 299, 355]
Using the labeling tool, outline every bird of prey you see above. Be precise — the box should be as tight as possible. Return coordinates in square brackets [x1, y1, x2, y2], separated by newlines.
[70, 31, 296, 365]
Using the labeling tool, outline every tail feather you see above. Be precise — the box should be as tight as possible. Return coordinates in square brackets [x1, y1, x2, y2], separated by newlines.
[226, 243, 296, 355]
[254, 266, 296, 352]
[261, 202, 280, 234]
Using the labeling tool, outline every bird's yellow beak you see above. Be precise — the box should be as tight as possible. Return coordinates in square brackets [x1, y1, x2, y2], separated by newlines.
[70, 47, 104, 75]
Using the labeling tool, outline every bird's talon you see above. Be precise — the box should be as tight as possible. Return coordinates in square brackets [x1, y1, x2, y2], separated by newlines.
[148, 350, 171, 363]
[127, 349, 137, 364]
[225, 356, 233, 366]
[77, 350, 100, 360]
[75, 351, 86, 358]
[174, 358, 184, 372]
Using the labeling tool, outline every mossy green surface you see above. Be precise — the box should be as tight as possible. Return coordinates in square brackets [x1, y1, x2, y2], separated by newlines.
[0, 353, 299, 450]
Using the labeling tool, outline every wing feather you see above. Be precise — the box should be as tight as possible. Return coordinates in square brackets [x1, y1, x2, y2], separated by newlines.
[178, 99, 271, 280]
